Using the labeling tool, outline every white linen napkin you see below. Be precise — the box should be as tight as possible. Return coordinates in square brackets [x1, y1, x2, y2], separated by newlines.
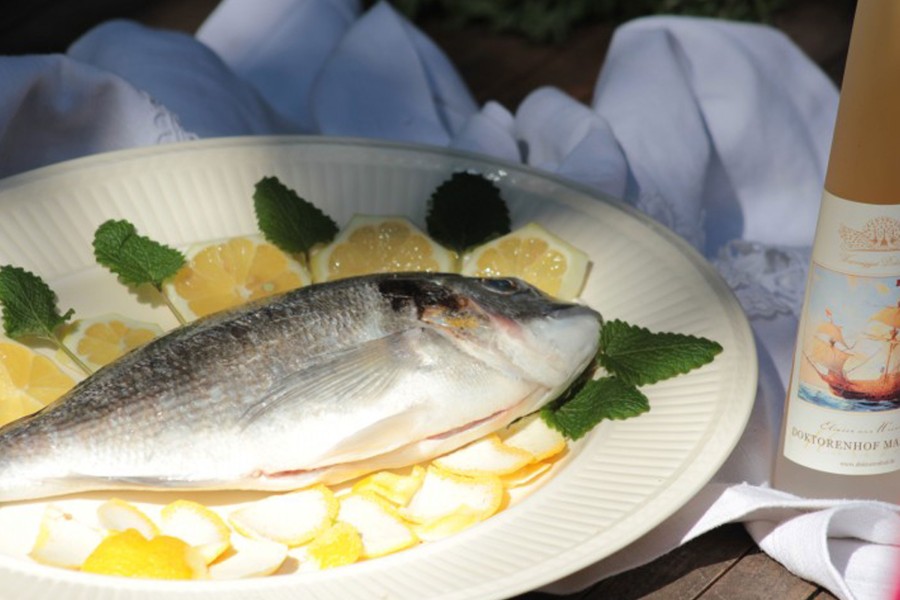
[0, 2, 897, 598]
[0, 55, 193, 179]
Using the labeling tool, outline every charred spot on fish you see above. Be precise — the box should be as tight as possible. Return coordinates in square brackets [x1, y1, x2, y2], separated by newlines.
[378, 277, 464, 316]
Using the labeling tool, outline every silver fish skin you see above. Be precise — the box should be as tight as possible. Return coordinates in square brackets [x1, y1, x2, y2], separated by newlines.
[0, 273, 600, 502]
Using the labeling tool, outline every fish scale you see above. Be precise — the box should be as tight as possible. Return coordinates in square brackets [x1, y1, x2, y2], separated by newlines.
[0, 273, 600, 502]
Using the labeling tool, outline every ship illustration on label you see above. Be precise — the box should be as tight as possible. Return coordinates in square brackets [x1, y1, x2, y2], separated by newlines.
[799, 266, 900, 410]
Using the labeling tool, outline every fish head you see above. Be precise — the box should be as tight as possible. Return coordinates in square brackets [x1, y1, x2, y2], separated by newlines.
[378, 273, 601, 396]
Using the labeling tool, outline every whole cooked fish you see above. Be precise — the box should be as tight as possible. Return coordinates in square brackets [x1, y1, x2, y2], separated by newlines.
[0, 273, 600, 502]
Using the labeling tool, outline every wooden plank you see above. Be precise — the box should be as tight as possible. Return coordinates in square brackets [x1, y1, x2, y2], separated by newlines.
[512, 523, 755, 599]
[582, 524, 755, 599]
[698, 546, 819, 600]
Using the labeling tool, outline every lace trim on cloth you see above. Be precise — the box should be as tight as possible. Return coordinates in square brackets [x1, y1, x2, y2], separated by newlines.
[633, 189, 707, 252]
[712, 240, 810, 319]
[148, 94, 197, 144]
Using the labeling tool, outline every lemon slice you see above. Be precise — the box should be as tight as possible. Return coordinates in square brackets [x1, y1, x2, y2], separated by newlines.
[229, 485, 338, 547]
[0, 340, 75, 427]
[413, 506, 484, 542]
[310, 215, 457, 282]
[499, 413, 568, 462]
[29, 505, 104, 569]
[81, 529, 208, 580]
[337, 492, 418, 559]
[166, 234, 310, 320]
[302, 522, 363, 571]
[351, 465, 426, 506]
[0, 379, 43, 428]
[97, 498, 159, 540]
[58, 315, 162, 371]
[460, 222, 589, 299]
[501, 461, 554, 488]
[208, 535, 287, 580]
[432, 436, 533, 477]
[402, 466, 504, 525]
[160, 500, 232, 564]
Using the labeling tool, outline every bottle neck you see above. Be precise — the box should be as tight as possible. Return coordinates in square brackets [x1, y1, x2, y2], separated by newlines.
[824, 1, 900, 206]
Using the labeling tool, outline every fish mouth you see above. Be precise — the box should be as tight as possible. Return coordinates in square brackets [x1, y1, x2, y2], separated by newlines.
[546, 301, 602, 321]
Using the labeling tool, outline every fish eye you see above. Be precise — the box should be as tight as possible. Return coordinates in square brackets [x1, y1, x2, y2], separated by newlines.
[481, 278, 521, 294]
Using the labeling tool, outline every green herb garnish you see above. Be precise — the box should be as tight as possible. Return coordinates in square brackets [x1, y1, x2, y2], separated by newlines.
[599, 319, 724, 386]
[253, 176, 339, 260]
[92, 219, 187, 324]
[541, 319, 722, 440]
[0, 265, 90, 375]
[541, 377, 650, 441]
[425, 172, 511, 254]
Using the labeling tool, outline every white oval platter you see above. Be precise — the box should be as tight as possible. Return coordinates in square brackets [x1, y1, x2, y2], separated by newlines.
[0, 136, 757, 600]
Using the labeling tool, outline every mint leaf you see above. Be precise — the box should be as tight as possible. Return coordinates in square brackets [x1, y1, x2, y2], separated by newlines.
[253, 176, 338, 254]
[0, 265, 74, 340]
[598, 319, 723, 386]
[541, 376, 649, 440]
[425, 172, 511, 253]
[93, 220, 185, 289]
[539, 318, 722, 440]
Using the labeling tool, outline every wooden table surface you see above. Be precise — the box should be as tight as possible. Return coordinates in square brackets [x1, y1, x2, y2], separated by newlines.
[2, 1, 855, 598]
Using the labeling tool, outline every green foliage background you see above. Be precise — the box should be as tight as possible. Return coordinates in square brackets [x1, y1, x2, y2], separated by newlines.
[385, 0, 791, 43]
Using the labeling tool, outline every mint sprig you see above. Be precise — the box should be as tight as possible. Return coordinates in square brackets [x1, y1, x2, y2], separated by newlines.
[253, 176, 338, 258]
[93, 219, 187, 324]
[0, 265, 90, 375]
[425, 172, 511, 254]
[599, 319, 723, 386]
[541, 376, 649, 440]
[541, 319, 722, 439]
[0, 265, 74, 340]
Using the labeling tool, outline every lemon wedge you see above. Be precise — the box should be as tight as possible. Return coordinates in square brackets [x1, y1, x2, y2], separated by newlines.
[337, 492, 418, 559]
[302, 522, 363, 570]
[402, 466, 504, 525]
[413, 506, 485, 542]
[499, 413, 568, 462]
[351, 465, 426, 506]
[96, 498, 158, 540]
[29, 505, 104, 569]
[160, 500, 232, 564]
[460, 222, 589, 299]
[229, 485, 338, 547]
[81, 529, 207, 580]
[208, 534, 287, 580]
[58, 315, 162, 371]
[432, 435, 533, 477]
[501, 461, 555, 488]
[166, 234, 310, 320]
[310, 215, 457, 282]
[0, 340, 75, 427]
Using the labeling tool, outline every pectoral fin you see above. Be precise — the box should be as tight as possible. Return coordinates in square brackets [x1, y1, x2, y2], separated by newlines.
[238, 328, 434, 429]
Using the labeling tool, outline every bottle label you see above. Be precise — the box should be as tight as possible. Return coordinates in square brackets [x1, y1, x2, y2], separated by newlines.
[783, 191, 900, 475]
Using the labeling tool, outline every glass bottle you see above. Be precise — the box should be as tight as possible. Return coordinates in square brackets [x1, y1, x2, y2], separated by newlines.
[773, 0, 900, 501]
